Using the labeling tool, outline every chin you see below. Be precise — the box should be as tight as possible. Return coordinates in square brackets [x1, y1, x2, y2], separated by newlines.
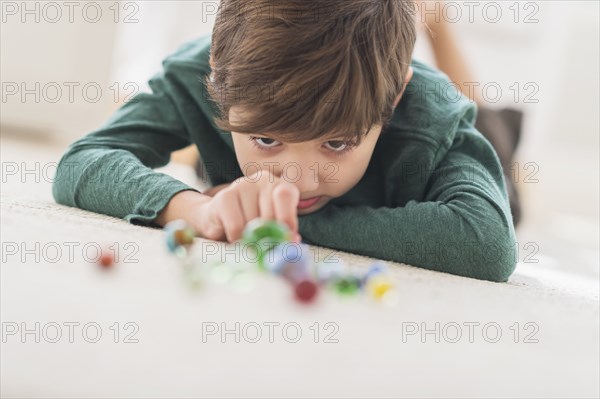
[297, 208, 315, 216]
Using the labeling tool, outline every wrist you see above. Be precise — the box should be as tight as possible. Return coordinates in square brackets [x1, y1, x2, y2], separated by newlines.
[154, 190, 211, 227]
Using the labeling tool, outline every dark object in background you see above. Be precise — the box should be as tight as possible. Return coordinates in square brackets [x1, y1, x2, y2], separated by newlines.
[475, 107, 524, 227]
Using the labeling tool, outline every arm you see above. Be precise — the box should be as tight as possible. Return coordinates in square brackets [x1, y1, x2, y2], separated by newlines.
[52, 64, 203, 226]
[298, 121, 517, 282]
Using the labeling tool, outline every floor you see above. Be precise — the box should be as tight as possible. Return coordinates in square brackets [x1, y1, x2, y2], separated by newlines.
[1, 132, 599, 397]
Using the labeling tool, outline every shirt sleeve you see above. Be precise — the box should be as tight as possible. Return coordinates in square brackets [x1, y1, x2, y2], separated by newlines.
[297, 118, 517, 282]
[52, 64, 202, 226]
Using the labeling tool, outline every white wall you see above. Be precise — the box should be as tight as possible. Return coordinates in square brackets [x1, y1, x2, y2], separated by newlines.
[109, 0, 217, 93]
[1, 1, 119, 137]
[0, 0, 217, 139]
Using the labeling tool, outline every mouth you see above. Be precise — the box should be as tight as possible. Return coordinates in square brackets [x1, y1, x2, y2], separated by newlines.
[297, 196, 322, 209]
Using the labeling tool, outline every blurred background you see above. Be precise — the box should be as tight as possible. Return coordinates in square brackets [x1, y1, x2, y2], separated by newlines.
[1, 0, 599, 293]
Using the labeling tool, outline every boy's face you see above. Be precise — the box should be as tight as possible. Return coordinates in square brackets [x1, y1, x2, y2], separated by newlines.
[230, 115, 384, 215]
[226, 67, 413, 215]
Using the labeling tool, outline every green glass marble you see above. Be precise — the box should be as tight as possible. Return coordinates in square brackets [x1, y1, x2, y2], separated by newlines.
[242, 218, 292, 269]
[333, 276, 361, 295]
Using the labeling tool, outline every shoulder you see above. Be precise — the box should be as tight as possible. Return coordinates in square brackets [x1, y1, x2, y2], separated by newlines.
[161, 33, 212, 73]
[371, 60, 490, 204]
[152, 34, 225, 132]
[382, 59, 478, 156]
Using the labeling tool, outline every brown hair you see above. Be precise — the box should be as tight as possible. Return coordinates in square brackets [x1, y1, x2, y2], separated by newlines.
[205, 0, 416, 143]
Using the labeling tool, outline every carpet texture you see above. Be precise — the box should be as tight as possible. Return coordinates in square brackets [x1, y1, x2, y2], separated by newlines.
[1, 139, 598, 398]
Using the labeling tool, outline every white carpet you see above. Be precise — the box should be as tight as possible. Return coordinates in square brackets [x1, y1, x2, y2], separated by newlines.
[1, 135, 598, 398]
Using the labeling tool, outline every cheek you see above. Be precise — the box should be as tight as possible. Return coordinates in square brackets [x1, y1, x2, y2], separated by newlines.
[231, 135, 255, 169]
[325, 151, 372, 194]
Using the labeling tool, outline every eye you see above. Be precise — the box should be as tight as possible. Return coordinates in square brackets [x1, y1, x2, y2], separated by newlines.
[249, 136, 281, 150]
[325, 140, 348, 151]
[325, 140, 356, 155]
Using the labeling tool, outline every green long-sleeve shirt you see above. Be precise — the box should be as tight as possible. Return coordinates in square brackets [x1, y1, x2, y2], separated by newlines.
[53, 34, 517, 282]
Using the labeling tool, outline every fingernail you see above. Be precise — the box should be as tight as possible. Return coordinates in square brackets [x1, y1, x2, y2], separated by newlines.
[293, 232, 302, 243]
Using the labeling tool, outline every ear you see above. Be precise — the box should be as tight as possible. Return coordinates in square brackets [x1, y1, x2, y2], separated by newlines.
[393, 66, 414, 108]
[208, 54, 217, 83]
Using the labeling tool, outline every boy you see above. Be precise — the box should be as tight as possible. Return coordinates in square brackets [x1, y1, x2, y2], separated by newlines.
[53, 0, 517, 282]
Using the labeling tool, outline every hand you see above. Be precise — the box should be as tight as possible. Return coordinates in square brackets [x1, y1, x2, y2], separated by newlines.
[195, 170, 301, 243]
[203, 183, 231, 197]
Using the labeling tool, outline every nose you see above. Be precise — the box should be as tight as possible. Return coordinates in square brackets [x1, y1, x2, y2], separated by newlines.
[280, 161, 319, 195]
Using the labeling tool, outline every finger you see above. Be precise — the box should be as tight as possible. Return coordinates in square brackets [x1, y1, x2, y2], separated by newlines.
[239, 182, 260, 224]
[218, 190, 246, 242]
[258, 182, 275, 221]
[197, 201, 226, 241]
[292, 232, 302, 243]
[272, 183, 299, 233]
[207, 214, 227, 242]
